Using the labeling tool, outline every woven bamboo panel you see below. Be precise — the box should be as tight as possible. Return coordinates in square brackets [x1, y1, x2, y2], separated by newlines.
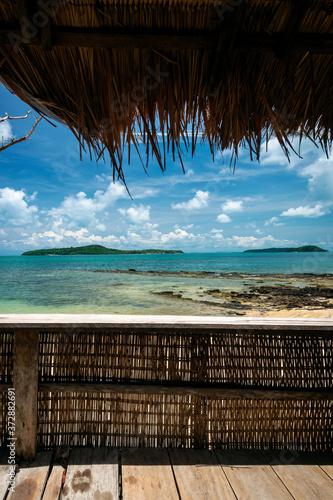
[36, 330, 332, 450]
[38, 331, 333, 389]
[1, 328, 332, 450]
[207, 398, 333, 451]
[37, 392, 333, 451]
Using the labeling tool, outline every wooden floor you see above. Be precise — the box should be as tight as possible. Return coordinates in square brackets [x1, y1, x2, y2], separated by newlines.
[0, 447, 332, 499]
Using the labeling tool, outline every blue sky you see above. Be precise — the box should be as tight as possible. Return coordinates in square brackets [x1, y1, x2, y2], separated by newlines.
[0, 83, 332, 255]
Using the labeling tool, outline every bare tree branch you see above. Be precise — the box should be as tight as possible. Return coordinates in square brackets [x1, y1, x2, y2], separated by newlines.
[0, 114, 42, 153]
[0, 110, 31, 122]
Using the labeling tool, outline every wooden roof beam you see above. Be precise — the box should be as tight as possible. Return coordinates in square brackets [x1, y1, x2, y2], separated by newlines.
[41, 15, 52, 51]
[1, 29, 218, 51]
[14, 0, 40, 44]
[208, 3, 245, 96]
[14, 0, 52, 50]
[239, 32, 333, 56]
[15, 0, 30, 35]
[0, 29, 332, 54]
[276, 0, 311, 58]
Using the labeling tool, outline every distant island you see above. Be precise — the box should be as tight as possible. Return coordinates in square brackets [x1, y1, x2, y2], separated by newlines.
[244, 245, 327, 253]
[22, 245, 184, 256]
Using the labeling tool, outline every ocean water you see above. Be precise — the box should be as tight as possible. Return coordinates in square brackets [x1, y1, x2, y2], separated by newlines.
[0, 252, 332, 315]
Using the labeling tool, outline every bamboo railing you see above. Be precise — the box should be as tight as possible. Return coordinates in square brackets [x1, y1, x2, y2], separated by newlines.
[0, 315, 332, 460]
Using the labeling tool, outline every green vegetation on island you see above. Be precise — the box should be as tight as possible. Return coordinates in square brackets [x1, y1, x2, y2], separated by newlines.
[22, 245, 184, 256]
[243, 245, 327, 253]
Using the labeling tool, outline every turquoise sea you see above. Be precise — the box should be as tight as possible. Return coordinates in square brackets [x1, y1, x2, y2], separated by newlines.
[0, 252, 332, 315]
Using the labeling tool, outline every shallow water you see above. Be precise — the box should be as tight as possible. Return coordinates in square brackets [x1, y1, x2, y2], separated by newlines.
[0, 252, 332, 315]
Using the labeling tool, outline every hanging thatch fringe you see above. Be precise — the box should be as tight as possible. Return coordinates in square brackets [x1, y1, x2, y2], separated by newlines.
[0, 0, 332, 184]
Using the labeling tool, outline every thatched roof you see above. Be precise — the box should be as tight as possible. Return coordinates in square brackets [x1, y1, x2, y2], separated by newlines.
[0, 0, 332, 184]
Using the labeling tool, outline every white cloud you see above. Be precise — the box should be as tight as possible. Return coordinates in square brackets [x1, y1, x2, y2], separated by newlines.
[265, 216, 278, 226]
[299, 157, 333, 202]
[118, 204, 151, 224]
[260, 138, 332, 189]
[280, 204, 328, 218]
[133, 188, 159, 199]
[120, 225, 196, 248]
[51, 216, 63, 231]
[142, 222, 159, 231]
[212, 232, 224, 240]
[260, 138, 289, 167]
[160, 228, 195, 244]
[26, 191, 38, 202]
[216, 200, 243, 224]
[208, 231, 294, 249]
[226, 234, 292, 248]
[49, 181, 127, 229]
[230, 236, 258, 246]
[174, 223, 194, 230]
[216, 213, 231, 223]
[0, 187, 38, 226]
[21, 228, 121, 248]
[0, 120, 12, 141]
[264, 216, 285, 227]
[95, 175, 159, 200]
[221, 200, 244, 213]
[101, 235, 121, 246]
[38, 230, 64, 243]
[185, 169, 194, 176]
[172, 190, 210, 211]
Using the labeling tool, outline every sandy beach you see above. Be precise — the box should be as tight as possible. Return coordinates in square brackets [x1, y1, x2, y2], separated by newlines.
[248, 308, 333, 318]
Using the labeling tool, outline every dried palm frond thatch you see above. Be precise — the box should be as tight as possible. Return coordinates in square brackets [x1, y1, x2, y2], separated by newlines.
[0, 0, 332, 185]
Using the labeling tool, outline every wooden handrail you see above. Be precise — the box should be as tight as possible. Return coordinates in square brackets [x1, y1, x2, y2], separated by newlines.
[0, 314, 332, 333]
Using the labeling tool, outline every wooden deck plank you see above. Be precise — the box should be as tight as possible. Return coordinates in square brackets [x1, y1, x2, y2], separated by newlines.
[122, 448, 179, 500]
[41, 465, 64, 500]
[263, 450, 333, 500]
[310, 452, 333, 480]
[7, 451, 52, 500]
[91, 448, 119, 500]
[61, 447, 119, 500]
[61, 448, 93, 500]
[215, 449, 292, 500]
[169, 448, 236, 500]
[0, 448, 12, 500]
[0, 465, 10, 500]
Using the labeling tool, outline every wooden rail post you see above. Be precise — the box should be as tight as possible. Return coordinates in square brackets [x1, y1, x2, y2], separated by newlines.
[13, 330, 39, 460]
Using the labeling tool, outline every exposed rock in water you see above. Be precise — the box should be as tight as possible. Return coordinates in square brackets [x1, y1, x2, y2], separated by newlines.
[152, 291, 182, 299]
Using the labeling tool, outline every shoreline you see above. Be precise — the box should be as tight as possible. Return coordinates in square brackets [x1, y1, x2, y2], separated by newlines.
[140, 271, 333, 318]
[0, 267, 332, 317]
[91, 269, 333, 278]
